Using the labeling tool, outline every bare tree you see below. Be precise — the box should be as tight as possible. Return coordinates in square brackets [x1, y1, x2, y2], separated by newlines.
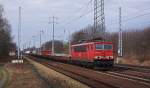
[0, 5, 12, 58]
[42, 40, 64, 53]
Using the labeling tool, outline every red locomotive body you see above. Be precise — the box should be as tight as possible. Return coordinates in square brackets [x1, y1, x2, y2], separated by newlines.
[71, 42, 114, 67]
[41, 50, 52, 56]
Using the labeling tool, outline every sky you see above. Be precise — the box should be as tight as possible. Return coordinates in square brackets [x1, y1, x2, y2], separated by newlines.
[0, 0, 150, 48]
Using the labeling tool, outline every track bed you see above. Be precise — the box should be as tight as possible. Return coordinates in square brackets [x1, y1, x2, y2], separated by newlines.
[27, 56, 150, 88]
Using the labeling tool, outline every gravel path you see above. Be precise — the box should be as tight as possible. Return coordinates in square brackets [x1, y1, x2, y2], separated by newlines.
[0, 66, 9, 88]
[27, 57, 90, 88]
[5, 61, 49, 88]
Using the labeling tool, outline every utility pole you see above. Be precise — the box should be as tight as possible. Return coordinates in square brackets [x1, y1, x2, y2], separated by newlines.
[32, 36, 35, 48]
[18, 6, 21, 59]
[28, 40, 31, 49]
[12, 6, 23, 63]
[117, 7, 123, 63]
[39, 30, 43, 55]
[94, 0, 105, 39]
[64, 29, 71, 55]
[32, 35, 36, 53]
[49, 16, 57, 55]
[68, 30, 71, 56]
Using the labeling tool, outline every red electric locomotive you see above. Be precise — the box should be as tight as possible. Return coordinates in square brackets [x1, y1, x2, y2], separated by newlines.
[71, 41, 114, 67]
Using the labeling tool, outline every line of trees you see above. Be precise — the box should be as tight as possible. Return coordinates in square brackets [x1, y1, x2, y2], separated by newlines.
[0, 5, 14, 58]
[71, 25, 150, 63]
[41, 40, 64, 53]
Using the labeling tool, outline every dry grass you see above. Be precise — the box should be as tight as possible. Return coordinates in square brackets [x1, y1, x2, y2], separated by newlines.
[120, 57, 150, 66]
[141, 60, 150, 66]
[5, 62, 48, 88]
[0, 57, 12, 64]
[0, 68, 2, 80]
[27, 58, 89, 88]
[120, 58, 140, 65]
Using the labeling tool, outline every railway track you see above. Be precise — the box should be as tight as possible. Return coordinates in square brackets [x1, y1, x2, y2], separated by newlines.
[107, 64, 150, 85]
[27, 57, 117, 88]
[26, 56, 150, 88]
[107, 68, 150, 80]
[114, 64, 150, 73]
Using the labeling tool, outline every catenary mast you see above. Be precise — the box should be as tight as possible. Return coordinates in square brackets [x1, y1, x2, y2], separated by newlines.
[94, 0, 105, 39]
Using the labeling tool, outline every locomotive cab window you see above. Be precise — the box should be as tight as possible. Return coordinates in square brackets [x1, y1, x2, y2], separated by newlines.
[95, 44, 103, 50]
[95, 44, 112, 50]
[74, 45, 87, 52]
[104, 44, 113, 50]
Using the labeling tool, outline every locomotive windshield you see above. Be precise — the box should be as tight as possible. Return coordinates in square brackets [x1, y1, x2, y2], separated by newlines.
[74, 45, 86, 52]
[95, 44, 112, 50]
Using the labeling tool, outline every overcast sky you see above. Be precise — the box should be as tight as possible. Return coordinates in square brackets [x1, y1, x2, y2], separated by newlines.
[0, 0, 150, 48]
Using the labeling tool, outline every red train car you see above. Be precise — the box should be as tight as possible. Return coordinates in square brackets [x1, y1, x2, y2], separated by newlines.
[71, 42, 114, 67]
[41, 50, 52, 56]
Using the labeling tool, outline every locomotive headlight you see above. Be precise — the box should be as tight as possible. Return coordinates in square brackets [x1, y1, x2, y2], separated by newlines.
[109, 56, 113, 59]
[95, 56, 113, 59]
[95, 56, 102, 59]
[111, 56, 113, 58]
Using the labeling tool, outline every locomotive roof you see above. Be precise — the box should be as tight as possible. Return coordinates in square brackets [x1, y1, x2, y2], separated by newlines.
[72, 41, 113, 46]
